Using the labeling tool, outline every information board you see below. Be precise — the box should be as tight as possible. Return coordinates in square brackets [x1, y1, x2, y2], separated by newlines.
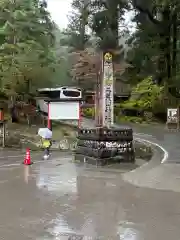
[48, 101, 80, 120]
[166, 108, 179, 130]
[167, 108, 178, 122]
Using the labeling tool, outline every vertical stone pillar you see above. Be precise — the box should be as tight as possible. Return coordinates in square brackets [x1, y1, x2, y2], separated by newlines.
[102, 52, 114, 127]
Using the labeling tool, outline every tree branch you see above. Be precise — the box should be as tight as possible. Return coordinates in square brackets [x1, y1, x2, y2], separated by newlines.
[132, 0, 160, 25]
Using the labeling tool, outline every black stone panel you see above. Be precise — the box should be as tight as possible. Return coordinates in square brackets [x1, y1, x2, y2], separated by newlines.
[75, 127, 135, 165]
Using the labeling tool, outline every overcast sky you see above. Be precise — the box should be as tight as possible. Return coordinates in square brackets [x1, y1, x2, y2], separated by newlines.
[47, 0, 72, 29]
[47, 0, 134, 31]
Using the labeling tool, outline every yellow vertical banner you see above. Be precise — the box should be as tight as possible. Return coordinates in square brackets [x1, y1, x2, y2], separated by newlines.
[102, 52, 114, 127]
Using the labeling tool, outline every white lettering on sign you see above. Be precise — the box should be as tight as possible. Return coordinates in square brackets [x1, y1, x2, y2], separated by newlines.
[102, 53, 114, 127]
[167, 108, 178, 122]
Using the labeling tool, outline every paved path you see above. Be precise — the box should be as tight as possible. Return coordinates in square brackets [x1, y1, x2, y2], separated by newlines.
[0, 119, 180, 239]
[0, 156, 179, 239]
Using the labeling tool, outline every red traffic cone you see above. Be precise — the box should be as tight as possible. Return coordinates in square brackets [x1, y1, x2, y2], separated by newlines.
[23, 148, 33, 165]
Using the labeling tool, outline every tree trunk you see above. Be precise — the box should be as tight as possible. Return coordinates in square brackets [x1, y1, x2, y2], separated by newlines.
[157, 8, 171, 83]
[9, 96, 18, 123]
[172, 12, 177, 77]
[110, 6, 119, 47]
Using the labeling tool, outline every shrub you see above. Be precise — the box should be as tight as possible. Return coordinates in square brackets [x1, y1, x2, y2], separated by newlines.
[82, 107, 95, 117]
[122, 76, 163, 111]
[116, 115, 144, 123]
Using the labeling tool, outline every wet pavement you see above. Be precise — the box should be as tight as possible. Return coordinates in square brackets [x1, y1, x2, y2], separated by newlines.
[0, 152, 180, 240]
[0, 119, 180, 239]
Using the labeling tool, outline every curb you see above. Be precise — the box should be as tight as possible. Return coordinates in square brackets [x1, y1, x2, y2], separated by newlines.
[122, 137, 167, 178]
[122, 138, 170, 188]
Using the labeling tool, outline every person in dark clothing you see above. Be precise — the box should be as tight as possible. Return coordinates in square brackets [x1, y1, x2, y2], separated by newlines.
[10, 104, 18, 123]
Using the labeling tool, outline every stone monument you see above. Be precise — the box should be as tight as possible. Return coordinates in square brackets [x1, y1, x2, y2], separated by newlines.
[75, 52, 135, 165]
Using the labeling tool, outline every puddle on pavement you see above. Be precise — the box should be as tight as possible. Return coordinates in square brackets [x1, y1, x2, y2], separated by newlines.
[45, 214, 84, 239]
[35, 163, 78, 196]
[29, 160, 145, 239]
[38, 218, 143, 240]
[34, 161, 127, 197]
[37, 215, 85, 239]
[117, 221, 144, 240]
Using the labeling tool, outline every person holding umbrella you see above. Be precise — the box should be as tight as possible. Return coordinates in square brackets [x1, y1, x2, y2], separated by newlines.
[38, 128, 52, 159]
[41, 138, 51, 158]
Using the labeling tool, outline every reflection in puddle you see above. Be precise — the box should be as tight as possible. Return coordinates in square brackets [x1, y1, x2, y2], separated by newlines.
[44, 214, 84, 239]
[41, 214, 96, 239]
[48, 214, 76, 236]
[23, 166, 30, 184]
[36, 163, 77, 195]
[117, 221, 144, 240]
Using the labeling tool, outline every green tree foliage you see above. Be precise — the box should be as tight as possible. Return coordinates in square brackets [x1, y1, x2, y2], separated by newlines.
[88, 0, 130, 92]
[62, 0, 131, 91]
[129, 0, 180, 87]
[90, 0, 129, 51]
[61, 0, 180, 119]
[0, 0, 56, 98]
[123, 76, 163, 110]
[51, 28, 72, 86]
[61, 0, 90, 51]
[124, 11, 159, 84]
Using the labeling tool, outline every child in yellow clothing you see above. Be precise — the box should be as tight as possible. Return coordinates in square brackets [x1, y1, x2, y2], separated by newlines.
[41, 138, 51, 158]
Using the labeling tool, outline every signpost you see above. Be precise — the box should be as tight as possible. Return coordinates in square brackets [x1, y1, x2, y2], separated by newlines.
[166, 108, 179, 130]
[102, 52, 114, 127]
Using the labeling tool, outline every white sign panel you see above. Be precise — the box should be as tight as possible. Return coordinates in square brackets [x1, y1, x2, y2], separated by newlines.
[167, 108, 178, 122]
[49, 101, 80, 120]
[102, 52, 114, 126]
